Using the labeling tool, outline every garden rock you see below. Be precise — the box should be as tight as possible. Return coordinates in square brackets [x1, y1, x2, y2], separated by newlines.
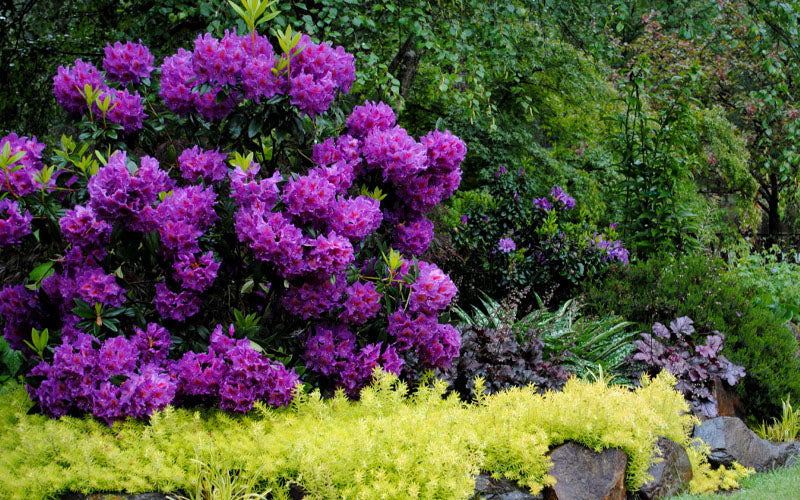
[635, 437, 692, 500]
[543, 442, 627, 500]
[693, 416, 800, 471]
[711, 378, 746, 421]
[472, 473, 543, 499]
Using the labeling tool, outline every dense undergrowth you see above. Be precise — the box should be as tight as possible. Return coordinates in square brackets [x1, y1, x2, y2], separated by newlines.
[0, 371, 750, 500]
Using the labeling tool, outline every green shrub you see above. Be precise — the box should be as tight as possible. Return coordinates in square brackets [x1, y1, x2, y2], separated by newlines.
[0, 371, 749, 499]
[582, 253, 800, 420]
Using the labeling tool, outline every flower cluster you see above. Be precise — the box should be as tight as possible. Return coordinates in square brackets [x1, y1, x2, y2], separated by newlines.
[387, 311, 460, 369]
[588, 231, 630, 265]
[0, 133, 47, 197]
[0, 200, 33, 247]
[304, 324, 401, 396]
[27, 322, 298, 424]
[173, 324, 299, 411]
[27, 327, 175, 425]
[54, 52, 147, 135]
[160, 30, 355, 120]
[497, 237, 516, 254]
[103, 40, 155, 85]
[633, 316, 746, 417]
[178, 146, 228, 184]
[0, 285, 40, 351]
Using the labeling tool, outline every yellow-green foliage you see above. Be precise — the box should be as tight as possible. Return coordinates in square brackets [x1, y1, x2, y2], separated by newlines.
[0, 371, 751, 500]
[755, 396, 800, 443]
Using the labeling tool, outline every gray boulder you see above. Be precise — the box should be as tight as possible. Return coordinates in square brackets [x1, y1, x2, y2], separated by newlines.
[543, 442, 627, 500]
[693, 416, 800, 471]
[635, 437, 692, 500]
[472, 472, 543, 499]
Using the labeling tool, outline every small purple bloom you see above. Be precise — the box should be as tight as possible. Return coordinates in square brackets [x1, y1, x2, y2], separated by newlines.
[498, 237, 516, 253]
[550, 186, 575, 210]
[533, 197, 552, 212]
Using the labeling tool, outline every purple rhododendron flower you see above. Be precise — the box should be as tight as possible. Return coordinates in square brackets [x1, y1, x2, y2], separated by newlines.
[394, 216, 434, 256]
[329, 196, 382, 241]
[103, 40, 155, 84]
[0, 133, 47, 196]
[0, 200, 32, 247]
[173, 251, 220, 292]
[550, 186, 575, 210]
[304, 324, 396, 397]
[60, 205, 111, 249]
[341, 281, 382, 325]
[498, 237, 516, 253]
[160, 48, 196, 115]
[154, 282, 201, 321]
[533, 197, 552, 212]
[346, 101, 396, 137]
[408, 261, 457, 315]
[178, 145, 229, 184]
[53, 59, 104, 115]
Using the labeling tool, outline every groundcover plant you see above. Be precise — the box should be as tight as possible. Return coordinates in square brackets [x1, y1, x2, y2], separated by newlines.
[0, 0, 466, 425]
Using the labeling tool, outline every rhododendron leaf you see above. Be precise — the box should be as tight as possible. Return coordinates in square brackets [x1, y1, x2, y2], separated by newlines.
[27, 261, 54, 285]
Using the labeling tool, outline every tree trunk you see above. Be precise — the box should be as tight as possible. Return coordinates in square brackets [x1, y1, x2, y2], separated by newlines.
[767, 173, 780, 248]
[387, 34, 423, 100]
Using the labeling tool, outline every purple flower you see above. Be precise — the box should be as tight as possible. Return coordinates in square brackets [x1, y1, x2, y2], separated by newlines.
[408, 261, 457, 314]
[290, 35, 356, 93]
[192, 86, 236, 121]
[289, 71, 336, 118]
[305, 232, 355, 278]
[550, 186, 576, 210]
[533, 197, 552, 212]
[103, 40, 155, 84]
[154, 282, 201, 321]
[498, 237, 516, 253]
[0, 133, 47, 196]
[282, 275, 345, 319]
[60, 205, 111, 249]
[281, 170, 337, 223]
[241, 53, 282, 101]
[192, 30, 246, 88]
[0, 200, 32, 247]
[175, 324, 299, 411]
[329, 195, 382, 241]
[178, 146, 228, 184]
[346, 101, 396, 138]
[101, 87, 147, 134]
[394, 216, 434, 256]
[173, 251, 220, 292]
[341, 281, 382, 325]
[362, 126, 428, 184]
[74, 267, 126, 307]
[133, 323, 171, 365]
[160, 48, 196, 115]
[304, 324, 394, 397]
[53, 59, 104, 115]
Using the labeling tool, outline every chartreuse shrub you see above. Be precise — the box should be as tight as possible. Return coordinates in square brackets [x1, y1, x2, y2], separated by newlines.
[0, 371, 750, 499]
[583, 253, 800, 421]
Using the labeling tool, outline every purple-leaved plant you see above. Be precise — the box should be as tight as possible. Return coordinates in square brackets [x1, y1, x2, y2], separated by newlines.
[633, 316, 746, 417]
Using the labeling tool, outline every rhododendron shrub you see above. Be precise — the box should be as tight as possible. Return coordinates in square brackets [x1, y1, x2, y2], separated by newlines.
[448, 166, 628, 308]
[0, 12, 466, 423]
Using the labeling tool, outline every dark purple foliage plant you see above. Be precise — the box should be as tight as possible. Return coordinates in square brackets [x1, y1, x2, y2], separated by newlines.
[633, 316, 745, 417]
